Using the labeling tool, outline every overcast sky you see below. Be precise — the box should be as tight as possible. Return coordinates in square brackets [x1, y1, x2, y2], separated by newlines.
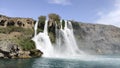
[0, 0, 120, 27]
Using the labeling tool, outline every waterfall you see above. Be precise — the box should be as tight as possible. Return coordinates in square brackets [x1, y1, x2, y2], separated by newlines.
[55, 21, 84, 57]
[34, 21, 38, 37]
[33, 20, 53, 57]
[33, 20, 84, 58]
[43, 20, 48, 35]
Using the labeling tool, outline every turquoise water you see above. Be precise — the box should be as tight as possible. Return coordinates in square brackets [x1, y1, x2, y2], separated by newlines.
[0, 56, 120, 68]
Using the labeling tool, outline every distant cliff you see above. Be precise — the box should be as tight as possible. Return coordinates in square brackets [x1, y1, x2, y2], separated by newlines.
[72, 21, 120, 55]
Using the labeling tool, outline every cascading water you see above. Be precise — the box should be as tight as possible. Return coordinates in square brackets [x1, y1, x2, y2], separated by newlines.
[33, 20, 84, 58]
[54, 20, 84, 57]
[34, 21, 38, 37]
[33, 20, 53, 57]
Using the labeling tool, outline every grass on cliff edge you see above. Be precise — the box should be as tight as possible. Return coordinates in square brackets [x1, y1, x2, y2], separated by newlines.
[19, 38, 35, 51]
[0, 26, 36, 50]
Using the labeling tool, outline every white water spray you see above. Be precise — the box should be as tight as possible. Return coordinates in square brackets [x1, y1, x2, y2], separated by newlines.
[54, 20, 84, 57]
[33, 20, 53, 57]
[33, 20, 84, 58]
[34, 21, 38, 37]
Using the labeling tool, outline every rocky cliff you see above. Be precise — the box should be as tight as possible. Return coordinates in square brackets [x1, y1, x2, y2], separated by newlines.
[0, 15, 42, 58]
[0, 14, 35, 29]
[72, 21, 120, 55]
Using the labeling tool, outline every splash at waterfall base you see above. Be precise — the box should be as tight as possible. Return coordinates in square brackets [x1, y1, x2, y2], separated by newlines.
[32, 20, 84, 58]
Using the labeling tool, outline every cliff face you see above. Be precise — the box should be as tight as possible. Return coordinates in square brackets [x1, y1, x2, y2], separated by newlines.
[72, 21, 120, 55]
[0, 15, 42, 58]
[0, 14, 35, 29]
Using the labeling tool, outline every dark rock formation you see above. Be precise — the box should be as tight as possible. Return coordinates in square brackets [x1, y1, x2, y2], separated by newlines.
[72, 21, 120, 55]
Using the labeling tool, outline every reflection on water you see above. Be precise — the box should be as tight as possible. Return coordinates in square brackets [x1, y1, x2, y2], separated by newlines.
[0, 56, 120, 68]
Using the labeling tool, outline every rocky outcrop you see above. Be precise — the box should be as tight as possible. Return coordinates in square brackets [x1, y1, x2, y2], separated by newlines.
[0, 41, 42, 58]
[0, 14, 43, 59]
[72, 21, 120, 55]
[0, 14, 36, 29]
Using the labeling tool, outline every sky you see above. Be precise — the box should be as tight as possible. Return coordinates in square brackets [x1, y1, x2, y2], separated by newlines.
[0, 0, 120, 27]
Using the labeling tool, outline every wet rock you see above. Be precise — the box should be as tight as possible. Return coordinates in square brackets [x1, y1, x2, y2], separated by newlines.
[30, 49, 43, 57]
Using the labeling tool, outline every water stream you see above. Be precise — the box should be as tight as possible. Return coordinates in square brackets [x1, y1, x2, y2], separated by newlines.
[33, 20, 84, 58]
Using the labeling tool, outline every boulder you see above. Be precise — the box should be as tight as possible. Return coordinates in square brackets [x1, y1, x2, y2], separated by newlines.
[30, 49, 43, 57]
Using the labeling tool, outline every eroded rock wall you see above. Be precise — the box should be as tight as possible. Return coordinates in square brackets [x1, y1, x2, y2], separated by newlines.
[0, 14, 36, 29]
